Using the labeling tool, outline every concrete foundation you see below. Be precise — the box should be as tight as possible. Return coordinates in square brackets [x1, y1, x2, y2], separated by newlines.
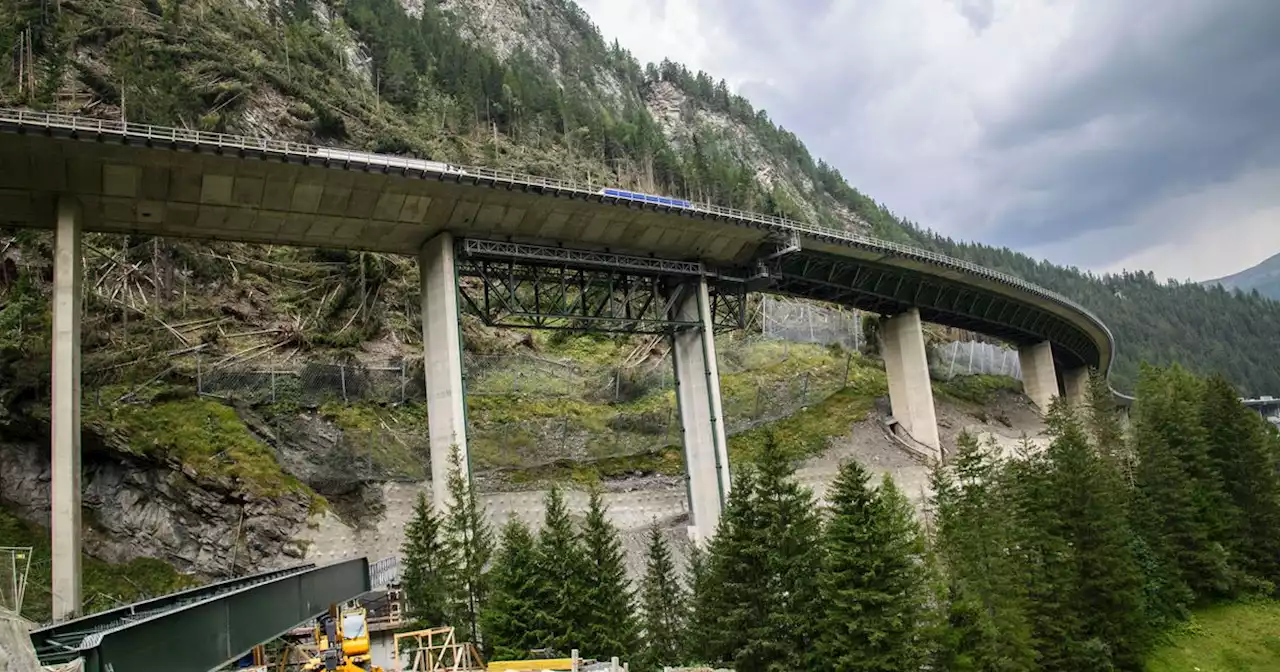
[50, 198, 83, 622]
[1019, 341, 1059, 413]
[419, 232, 469, 513]
[1062, 367, 1090, 407]
[881, 309, 940, 456]
[672, 278, 730, 545]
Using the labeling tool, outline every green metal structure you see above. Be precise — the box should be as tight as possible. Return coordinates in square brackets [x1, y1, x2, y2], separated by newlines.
[30, 558, 370, 672]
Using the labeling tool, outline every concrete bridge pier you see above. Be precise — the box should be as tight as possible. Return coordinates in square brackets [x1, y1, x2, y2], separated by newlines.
[51, 197, 84, 622]
[671, 278, 731, 546]
[881, 308, 941, 458]
[1019, 341, 1091, 411]
[419, 232, 469, 513]
[1019, 341, 1059, 412]
[1062, 366, 1090, 407]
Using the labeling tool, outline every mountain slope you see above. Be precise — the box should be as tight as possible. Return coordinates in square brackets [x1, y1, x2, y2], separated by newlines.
[1204, 251, 1280, 300]
[4, 0, 1280, 398]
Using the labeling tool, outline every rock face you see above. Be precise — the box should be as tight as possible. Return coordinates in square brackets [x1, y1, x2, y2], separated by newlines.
[0, 439, 310, 579]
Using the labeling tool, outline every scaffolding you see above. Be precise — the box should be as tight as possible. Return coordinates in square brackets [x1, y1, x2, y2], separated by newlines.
[392, 627, 485, 672]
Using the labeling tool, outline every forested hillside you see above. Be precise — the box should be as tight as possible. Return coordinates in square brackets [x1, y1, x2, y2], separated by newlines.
[403, 367, 1280, 670]
[1205, 251, 1280, 301]
[4, 0, 1280, 392]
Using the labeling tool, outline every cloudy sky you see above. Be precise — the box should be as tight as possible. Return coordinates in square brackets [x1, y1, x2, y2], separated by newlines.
[574, 0, 1280, 282]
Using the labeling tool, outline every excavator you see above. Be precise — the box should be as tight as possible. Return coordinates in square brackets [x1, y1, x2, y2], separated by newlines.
[300, 604, 384, 672]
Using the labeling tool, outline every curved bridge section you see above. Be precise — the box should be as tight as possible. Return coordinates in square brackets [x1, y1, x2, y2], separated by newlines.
[0, 109, 1123, 622]
[0, 109, 1115, 378]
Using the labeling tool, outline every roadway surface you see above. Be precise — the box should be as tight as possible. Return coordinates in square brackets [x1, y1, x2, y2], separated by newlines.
[0, 108, 1118, 384]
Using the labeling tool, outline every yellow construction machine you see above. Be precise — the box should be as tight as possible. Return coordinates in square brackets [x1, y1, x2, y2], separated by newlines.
[301, 604, 384, 672]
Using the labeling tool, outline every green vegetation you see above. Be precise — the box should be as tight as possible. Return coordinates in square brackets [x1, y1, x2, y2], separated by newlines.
[84, 395, 318, 503]
[933, 373, 1022, 406]
[636, 525, 687, 672]
[1145, 601, 1280, 672]
[0, 507, 195, 624]
[317, 401, 429, 480]
[427, 366, 1280, 671]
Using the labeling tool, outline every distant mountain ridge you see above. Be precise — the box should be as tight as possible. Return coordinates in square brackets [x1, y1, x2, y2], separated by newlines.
[1204, 252, 1280, 300]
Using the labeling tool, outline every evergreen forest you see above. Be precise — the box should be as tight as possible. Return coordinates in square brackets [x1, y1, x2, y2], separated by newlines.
[402, 366, 1280, 670]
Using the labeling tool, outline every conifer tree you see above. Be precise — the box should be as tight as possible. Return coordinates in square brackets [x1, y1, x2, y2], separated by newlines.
[682, 541, 714, 665]
[1200, 374, 1280, 586]
[637, 524, 687, 672]
[698, 467, 765, 667]
[534, 485, 588, 655]
[930, 432, 1038, 671]
[578, 489, 639, 661]
[699, 434, 822, 671]
[819, 461, 930, 671]
[1084, 370, 1132, 480]
[400, 492, 455, 627]
[1131, 365, 1233, 605]
[441, 448, 495, 647]
[1028, 398, 1149, 670]
[481, 520, 547, 660]
[754, 433, 824, 671]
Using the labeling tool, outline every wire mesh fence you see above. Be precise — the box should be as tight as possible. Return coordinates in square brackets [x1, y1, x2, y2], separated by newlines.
[761, 296, 864, 350]
[930, 340, 1023, 380]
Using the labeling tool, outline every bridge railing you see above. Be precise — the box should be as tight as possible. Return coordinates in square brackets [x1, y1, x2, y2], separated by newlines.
[0, 108, 1123, 396]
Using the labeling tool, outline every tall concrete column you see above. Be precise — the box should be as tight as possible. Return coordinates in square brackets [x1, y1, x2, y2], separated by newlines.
[51, 197, 83, 622]
[672, 278, 730, 546]
[1019, 341, 1059, 412]
[881, 308, 940, 456]
[1062, 367, 1090, 407]
[419, 232, 468, 513]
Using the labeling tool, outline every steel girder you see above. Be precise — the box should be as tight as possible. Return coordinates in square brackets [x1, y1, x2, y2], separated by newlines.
[31, 559, 371, 672]
[456, 240, 747, 334]
[771, 252, 1101, 370]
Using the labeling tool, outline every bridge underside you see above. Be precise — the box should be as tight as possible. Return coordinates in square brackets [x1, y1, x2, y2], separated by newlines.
[1, 113, 1116, 627]
[771, 251, 1099, 371]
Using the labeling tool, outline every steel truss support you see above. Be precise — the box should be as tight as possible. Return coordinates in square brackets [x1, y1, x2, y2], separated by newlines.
[456, 239, 747, 334]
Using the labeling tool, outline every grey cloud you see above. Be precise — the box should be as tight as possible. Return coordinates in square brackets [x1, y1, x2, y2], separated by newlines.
[591, 0, 1280, 275]
[966, 1, 1280, 253]
[954, 0, 994, 32]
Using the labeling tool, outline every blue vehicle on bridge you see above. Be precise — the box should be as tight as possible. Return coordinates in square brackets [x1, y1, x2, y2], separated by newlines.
[601, 187, 693, 209]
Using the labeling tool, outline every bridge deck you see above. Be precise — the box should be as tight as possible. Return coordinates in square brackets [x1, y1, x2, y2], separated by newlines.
[0, 108, 1119, 385]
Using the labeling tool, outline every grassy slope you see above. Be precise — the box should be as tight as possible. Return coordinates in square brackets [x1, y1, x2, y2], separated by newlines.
[0, 508, 196, 624]
[1145, 601, 1280, 671]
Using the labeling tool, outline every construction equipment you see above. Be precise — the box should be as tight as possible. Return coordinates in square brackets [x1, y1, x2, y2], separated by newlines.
[302, 604, 384, 672]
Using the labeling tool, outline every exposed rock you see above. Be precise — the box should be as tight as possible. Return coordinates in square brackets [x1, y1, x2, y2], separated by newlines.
[0, 439, 310, 579]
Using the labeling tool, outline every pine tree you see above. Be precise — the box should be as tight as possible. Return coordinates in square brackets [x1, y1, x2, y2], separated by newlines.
[481, 520, 547, 660]
[534, 485, 588, 655]
[578, 489, 639, 661]
[637, 524, 686, 672]
[441, 447, 495, 647]
[818, 461, 930, 671]
[400, 492, 455, 627]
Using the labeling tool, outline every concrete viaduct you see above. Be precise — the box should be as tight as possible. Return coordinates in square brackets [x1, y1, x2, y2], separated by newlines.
[0, 109, 1119, 622]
